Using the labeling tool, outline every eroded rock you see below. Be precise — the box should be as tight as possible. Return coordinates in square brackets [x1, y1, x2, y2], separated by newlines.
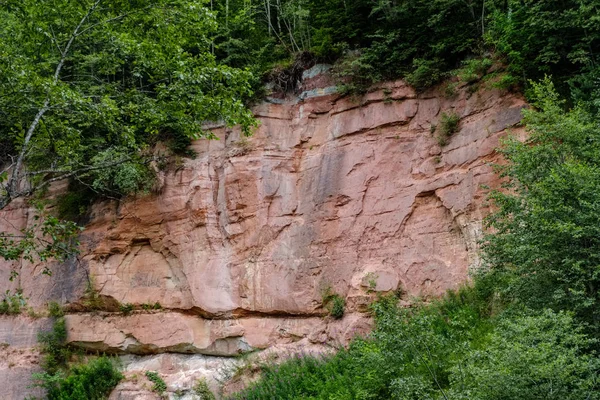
[0, 75, 526, 398]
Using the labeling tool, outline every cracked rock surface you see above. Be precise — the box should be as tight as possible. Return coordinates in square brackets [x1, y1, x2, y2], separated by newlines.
[0, 73, 526, 398]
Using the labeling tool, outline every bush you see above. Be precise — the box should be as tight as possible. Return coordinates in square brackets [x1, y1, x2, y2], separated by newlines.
[193, 378, 216, 400]
[332, 50, 380, 96]
[457, 57, 493, 84]
[447, 310, 600, 400]
[231, 285, 600, 400]
[405, 58, 445, 91]
[0, 290, 25, 315]
[33, 357, 123, 400]
[437, 111, 461, 146]
[47, 301, 64, 318]
[38, 317, 69, 374]
[482, 79, 600, 333]
[321, 287, 345, 319]
[145, 371, 167, 395]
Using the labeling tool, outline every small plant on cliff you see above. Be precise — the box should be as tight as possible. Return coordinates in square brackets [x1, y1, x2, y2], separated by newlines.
[437, 111, 460, 146]
[0, 289, 25, 315]
[81, 279, 106, 311]
[365, 272, 378, 293]
[47, 301, 65, 318]
[119, 303, 134, 316]
[38, 317, 70, 374]
[145, 371, 167, 395]
[193, 378, 216, 400]
[321, 287, 345, 320]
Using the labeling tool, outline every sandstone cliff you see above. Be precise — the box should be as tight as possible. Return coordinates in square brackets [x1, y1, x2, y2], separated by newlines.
[0, 68, 526, 399]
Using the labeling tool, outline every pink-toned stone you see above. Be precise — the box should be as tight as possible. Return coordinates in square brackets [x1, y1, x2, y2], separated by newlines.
[0, 75, 526, 397]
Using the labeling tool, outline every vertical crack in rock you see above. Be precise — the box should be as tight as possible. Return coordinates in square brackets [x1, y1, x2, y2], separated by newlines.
[0, 74, 527, 398]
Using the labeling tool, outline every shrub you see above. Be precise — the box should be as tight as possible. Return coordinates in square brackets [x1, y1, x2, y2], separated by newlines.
[321, 287, 345, 319]
[332, 50, 380, 96]
[33, 356, 123, 400]
[38, 317, 69, 374]
[0, 290, 25, 315]
[482, 79, 600, 333]
[457, 57, 493, 84]
[145, 371, 167, 395]
[81, 279, 106, 311]
[329, 296, 345, 319]
[437, 111, 460, 146]
[405, 58, 445, 91]
[193, 378, 216, 400]
[447, 310, 600, 400]
[231, 285, 600, 400]
[47, 301, 64, 318]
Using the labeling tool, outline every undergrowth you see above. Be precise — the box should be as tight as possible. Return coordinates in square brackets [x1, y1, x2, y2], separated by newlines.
[31, 313, 122, 399]
[230, 283, 599, 399]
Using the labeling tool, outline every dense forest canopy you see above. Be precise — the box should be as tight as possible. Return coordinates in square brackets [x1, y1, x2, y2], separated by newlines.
[210, 0, 600, 96]
[1, 0, 600, 399]
[0, 0, 255, 210]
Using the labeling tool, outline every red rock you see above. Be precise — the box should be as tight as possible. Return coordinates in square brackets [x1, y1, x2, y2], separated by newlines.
[0, 77, 526, 398]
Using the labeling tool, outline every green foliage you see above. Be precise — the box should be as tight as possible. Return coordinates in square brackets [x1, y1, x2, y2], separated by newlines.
[47, 301, 65, 318]
[405, 58, 446, 92]
[0, 0, 257, 211]
[321, 287, 345, 319]
[34, 314, 123, 399]
[193, 378, 216, 400]
[33, 356, 123, 400]
[0, 205, 82, 276]
[485, 1, 600, 99]
[81, 279, 106, 311]
[436, 111, 460, 146]
[332, 50, 380, 96]
[482, 78, 600, 334]
[0, 289, 26, 315]
[447, 309, 600, 399]
[232, 285, 600, 399]
[55, 189, 95, 222]
[457, 57, 493, 84]
[138, 301, 161, 311]
[145, 371, 167, 395]
[119, 303, 134, 316]
[38, 317, 69, 375]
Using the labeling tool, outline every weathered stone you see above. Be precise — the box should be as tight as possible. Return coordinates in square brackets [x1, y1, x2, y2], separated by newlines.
[0, 75, 526, 398]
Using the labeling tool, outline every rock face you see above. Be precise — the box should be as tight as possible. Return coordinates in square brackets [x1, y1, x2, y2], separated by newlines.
[0, 69, 526, 399]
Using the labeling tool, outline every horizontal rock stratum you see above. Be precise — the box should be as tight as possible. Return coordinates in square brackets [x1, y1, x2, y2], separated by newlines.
[0, 70, 526, 398]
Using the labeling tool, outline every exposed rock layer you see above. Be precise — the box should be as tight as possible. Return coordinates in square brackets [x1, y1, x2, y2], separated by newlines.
[0, 73, 526, 398]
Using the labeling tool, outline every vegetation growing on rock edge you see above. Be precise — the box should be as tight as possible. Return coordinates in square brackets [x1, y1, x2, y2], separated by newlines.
[228, 79, 600, 399]
[31, 315, 123, 400]
[0, 0, 598, 399]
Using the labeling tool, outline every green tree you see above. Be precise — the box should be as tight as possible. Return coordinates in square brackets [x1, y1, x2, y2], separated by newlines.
[449, 310, 600, 400]
[483, 78, 600, 332]
[0, 0, 256, 263]
[0, 0, 255, 209]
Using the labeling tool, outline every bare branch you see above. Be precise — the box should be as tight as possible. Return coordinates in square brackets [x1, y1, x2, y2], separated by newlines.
[75, 5, 154, 38]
